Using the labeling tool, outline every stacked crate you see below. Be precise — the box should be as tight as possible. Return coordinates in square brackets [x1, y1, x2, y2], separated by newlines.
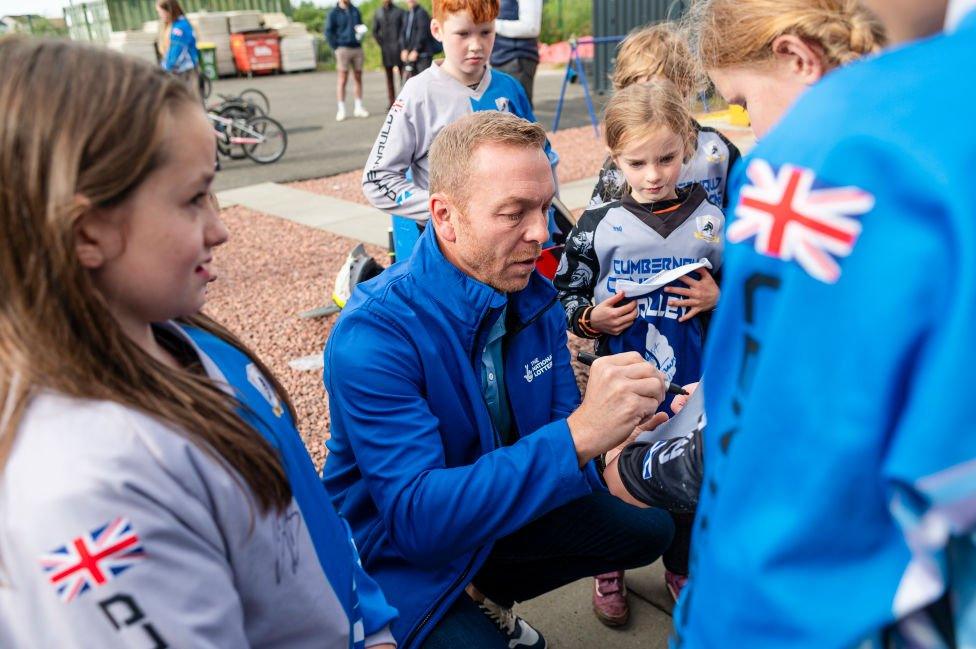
[278, 22, 315, 73]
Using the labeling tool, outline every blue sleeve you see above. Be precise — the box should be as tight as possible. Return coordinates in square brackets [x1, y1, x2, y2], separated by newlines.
[346, 521, 398, 639]
[324, 308, 593, 566]
[325, 11, 338, 50]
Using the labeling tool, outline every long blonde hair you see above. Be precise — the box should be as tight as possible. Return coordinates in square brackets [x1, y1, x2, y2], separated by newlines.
[687, 0, 886, 70]
[604, 80, 697, 161]
[0, 36, 292, 513]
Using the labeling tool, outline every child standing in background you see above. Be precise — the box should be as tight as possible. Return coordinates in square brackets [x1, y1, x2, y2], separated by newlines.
[555, 80, 724, 624]
[589, 24, 740, 209]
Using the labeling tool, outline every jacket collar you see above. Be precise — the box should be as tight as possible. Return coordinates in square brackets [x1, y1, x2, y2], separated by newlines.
[408, 223, 557, 343]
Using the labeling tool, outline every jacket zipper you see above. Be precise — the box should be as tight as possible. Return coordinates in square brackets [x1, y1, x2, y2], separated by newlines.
[403, 295, 558, 647]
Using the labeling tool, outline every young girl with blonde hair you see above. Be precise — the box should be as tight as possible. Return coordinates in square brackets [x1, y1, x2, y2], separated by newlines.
[0, 37, 395, 648]
[589, 22, 740, 210]
[555, 79, 725, 614]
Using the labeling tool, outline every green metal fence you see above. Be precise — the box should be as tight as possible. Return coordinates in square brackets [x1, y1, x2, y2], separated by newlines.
[64, 0, 293, 42]
[592, 0, 689, 94]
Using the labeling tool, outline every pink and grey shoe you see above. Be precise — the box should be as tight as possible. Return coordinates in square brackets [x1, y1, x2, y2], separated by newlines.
[664, 569, 688, 602]
[592, 570, 629, 626]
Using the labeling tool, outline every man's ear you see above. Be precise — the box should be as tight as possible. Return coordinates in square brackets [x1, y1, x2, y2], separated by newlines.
[770, 34, 826, 86]
[73, 199, 123, 270]
[429, 192, 457, 243]
[430, 18, 444, 43]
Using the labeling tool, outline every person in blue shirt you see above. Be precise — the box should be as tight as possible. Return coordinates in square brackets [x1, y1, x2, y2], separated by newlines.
[156, 1, 199, 88]
[325, 110, 676, 649]
[676, 0, 976, 647]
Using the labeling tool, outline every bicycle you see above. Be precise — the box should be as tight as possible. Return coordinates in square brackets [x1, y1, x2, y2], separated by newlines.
[208, 111, 287, 164]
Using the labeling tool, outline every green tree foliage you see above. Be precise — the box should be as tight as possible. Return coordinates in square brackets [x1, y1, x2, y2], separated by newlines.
[541, 0, 591, 44]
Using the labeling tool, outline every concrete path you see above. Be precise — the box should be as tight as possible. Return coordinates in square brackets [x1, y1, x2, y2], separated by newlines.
[517, 561, 676, 648]
[217, 175, 602, 245]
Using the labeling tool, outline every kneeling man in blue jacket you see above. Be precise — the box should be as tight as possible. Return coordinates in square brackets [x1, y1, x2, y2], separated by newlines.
[323, 111, 675, 649]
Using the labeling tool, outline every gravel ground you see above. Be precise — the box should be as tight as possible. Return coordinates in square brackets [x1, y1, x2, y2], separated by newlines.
[205, 204, 596, 469]
[289, 124, 608, 203]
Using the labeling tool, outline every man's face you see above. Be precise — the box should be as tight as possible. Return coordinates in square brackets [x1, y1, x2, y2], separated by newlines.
[438, 142, 554, 293]
[860, 0, 948, 43]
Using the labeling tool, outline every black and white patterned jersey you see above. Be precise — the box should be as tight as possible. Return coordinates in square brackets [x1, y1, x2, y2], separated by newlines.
[554, 183, 724, 397]
[589, 123, 741, 209]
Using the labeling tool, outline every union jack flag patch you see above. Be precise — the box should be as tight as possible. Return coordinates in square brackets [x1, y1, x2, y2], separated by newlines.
[728, 159, 875, 283]
[39, 517, 145, 603]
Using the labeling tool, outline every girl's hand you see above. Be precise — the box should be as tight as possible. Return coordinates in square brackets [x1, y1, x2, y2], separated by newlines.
[670, 381, 699, 414]
[665, 268, 720, 323]
[589, 291, 638, 335]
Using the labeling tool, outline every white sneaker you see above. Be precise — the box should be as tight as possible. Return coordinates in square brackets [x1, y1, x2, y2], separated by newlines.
[353, 105, 370, 118]
[336, 106, 346, 122]
[478, 597, 547, 648]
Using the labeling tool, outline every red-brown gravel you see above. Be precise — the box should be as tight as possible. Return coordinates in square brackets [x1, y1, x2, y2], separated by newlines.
[204, 205, 385, 469]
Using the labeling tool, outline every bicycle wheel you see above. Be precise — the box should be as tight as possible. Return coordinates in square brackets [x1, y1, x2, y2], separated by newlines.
[216, 106, 251, 159]
[242, 115, 287, 164]
[239, 88, 270, 114]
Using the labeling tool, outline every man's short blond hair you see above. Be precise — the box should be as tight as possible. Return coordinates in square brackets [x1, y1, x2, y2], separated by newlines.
[611, 23, 698, 98]
[429, 111, 547, 209]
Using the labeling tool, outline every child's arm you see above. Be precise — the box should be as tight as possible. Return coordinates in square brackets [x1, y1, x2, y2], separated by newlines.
[553, 210, 637, 337]
[361, 95, 431, 221]
[588, 157, 625, 207]
[553, 213, 601, 337]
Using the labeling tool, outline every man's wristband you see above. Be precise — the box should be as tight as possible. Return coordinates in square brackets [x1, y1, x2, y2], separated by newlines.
[577, 306, 600, 338]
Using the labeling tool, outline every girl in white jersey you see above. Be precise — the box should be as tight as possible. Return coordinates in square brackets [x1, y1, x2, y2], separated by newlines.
[555, 79, 725, 621]
[0, 37, 396, 649]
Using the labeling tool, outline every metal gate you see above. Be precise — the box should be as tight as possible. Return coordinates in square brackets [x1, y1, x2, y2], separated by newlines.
[592, 0, 689, 94]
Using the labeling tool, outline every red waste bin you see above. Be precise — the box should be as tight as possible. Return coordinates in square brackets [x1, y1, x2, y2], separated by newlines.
[230, 31, 281, 75]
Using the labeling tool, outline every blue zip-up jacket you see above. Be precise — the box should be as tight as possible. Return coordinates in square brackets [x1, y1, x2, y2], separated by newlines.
[323, 225, 605, 647]
[325, 4, 364, 50]
[162, 16, 198, 73]
[676, 9, 976, 649]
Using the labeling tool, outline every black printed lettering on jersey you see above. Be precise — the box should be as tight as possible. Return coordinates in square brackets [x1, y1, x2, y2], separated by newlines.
[99, 594, 169, 648]
[743, 273, 781, 325]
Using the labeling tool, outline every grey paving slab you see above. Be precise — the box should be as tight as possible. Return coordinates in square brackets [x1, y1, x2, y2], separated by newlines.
[517, 567, 673, 648]
[561, 176, 599, 211]
[216, 182, 390, 247]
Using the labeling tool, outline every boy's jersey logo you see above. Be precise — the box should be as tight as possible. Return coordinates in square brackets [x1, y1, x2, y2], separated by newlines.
[694, 215, 721, 243]
[728, 159, 874, 283]
[495, 97, 511, 112]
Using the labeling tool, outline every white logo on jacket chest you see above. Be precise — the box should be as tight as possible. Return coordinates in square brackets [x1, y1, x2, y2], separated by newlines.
[523, 355, 553, 383]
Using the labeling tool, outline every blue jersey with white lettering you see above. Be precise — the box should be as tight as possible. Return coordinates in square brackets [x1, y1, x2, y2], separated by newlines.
[676, 12, 976, 649]
[555, 184, 724, 408]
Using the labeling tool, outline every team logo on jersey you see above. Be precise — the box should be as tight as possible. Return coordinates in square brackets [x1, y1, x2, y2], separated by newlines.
[247, 363, 284, 417]
[571, 229, 594, 255]
[495, 97, 511, 112]
[728, 159, 874, 283]
[645, 324, 676, 381]
[705, 142, 727, 164]
[39, 517, 145, 603]
[694, 215, 721, 243]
